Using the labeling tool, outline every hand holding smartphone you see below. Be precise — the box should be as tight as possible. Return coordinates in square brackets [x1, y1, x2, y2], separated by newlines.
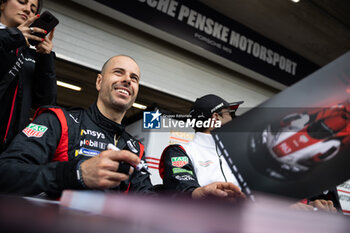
[28, 11, 59, 46]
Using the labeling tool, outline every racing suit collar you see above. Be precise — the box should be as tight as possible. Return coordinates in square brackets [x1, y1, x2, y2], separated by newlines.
[89, 103, 126, 135]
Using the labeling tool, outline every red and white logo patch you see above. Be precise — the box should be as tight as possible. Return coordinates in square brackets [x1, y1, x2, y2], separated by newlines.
[22, 123, 48, 138]
[171, 156, 189, 167]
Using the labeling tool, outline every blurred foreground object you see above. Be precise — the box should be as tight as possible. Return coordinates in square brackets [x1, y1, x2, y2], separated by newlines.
[3, 190, 348, 233]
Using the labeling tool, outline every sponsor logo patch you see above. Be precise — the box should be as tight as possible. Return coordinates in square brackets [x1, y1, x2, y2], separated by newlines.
[198, 160, 214, 167]
[22, 123, 48, 138]
[69, 114, 79, 123]
[172, 168, 193, 175]
[171, 156, 189, 167]
[78, 147, 100, 157]
[80, 129, 105, 139]
[211, 102, 224, 113]
[127, 139, 139, 153]
[175, 175, 195, 181]
[79, 139, 106, 149]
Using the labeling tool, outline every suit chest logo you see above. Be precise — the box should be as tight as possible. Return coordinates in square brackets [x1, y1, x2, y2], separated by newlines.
[81, 129, 105, 139]
[77, 147, 100, 157]
[79, 129, 107, 150]
[79, 139, 107, 150]
[198, 160, 214, 167]
[127, 139, 139, 153]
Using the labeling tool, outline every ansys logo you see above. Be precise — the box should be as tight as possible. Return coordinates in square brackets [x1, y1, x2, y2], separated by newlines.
[143, 110, 162, 129]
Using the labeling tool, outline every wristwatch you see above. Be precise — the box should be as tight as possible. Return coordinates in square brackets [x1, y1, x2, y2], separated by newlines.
[76, 160, 88, 188]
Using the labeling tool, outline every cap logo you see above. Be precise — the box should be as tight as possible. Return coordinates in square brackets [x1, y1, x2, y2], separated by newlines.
[198, 113, 205, 118]
[211, 103, 224, 113]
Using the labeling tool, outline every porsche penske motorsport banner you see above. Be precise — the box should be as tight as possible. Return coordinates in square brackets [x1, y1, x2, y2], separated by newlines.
[71, 0, 318, 87]
[212, 51, 350, 200]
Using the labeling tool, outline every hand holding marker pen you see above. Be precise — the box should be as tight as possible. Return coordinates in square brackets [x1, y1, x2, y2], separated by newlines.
[107, 143, 151, 175]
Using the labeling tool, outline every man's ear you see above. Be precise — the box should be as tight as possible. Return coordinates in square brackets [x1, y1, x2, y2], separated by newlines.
[212, 112, 220, 121]
[96, 74, 102, 91]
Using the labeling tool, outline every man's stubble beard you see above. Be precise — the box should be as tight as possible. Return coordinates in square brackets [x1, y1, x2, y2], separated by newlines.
[109, 95, 135, 113]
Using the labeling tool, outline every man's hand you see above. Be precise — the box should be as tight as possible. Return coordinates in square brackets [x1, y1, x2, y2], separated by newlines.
[309, 199, 337, 213]
[290, 202, 315, 211]
[192, 182, 246, 202]
[290, 199, 337, 213]
[80, 149, 140, 189]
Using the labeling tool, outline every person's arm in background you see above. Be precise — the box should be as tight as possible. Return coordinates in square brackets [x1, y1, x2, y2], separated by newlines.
[160, 145, 200, 194]
[0, 27, 26, 87]
[0, 26, 25, 50]
[160, 145, 245, 201]
[0, 15, 46, 75]
[32, 29, 56, 107]
[0, 15, 53, 103]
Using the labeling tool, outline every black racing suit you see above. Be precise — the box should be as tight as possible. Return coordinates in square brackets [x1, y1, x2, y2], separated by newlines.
[0, 104, 154, 197]
[0, 26, 56, 152]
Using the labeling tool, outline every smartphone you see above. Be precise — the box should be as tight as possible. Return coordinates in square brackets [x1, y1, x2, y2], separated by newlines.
[28, 11, 59, 46]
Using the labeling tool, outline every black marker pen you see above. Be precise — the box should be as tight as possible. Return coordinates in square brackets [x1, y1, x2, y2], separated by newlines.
[107, 143, 151, 175]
